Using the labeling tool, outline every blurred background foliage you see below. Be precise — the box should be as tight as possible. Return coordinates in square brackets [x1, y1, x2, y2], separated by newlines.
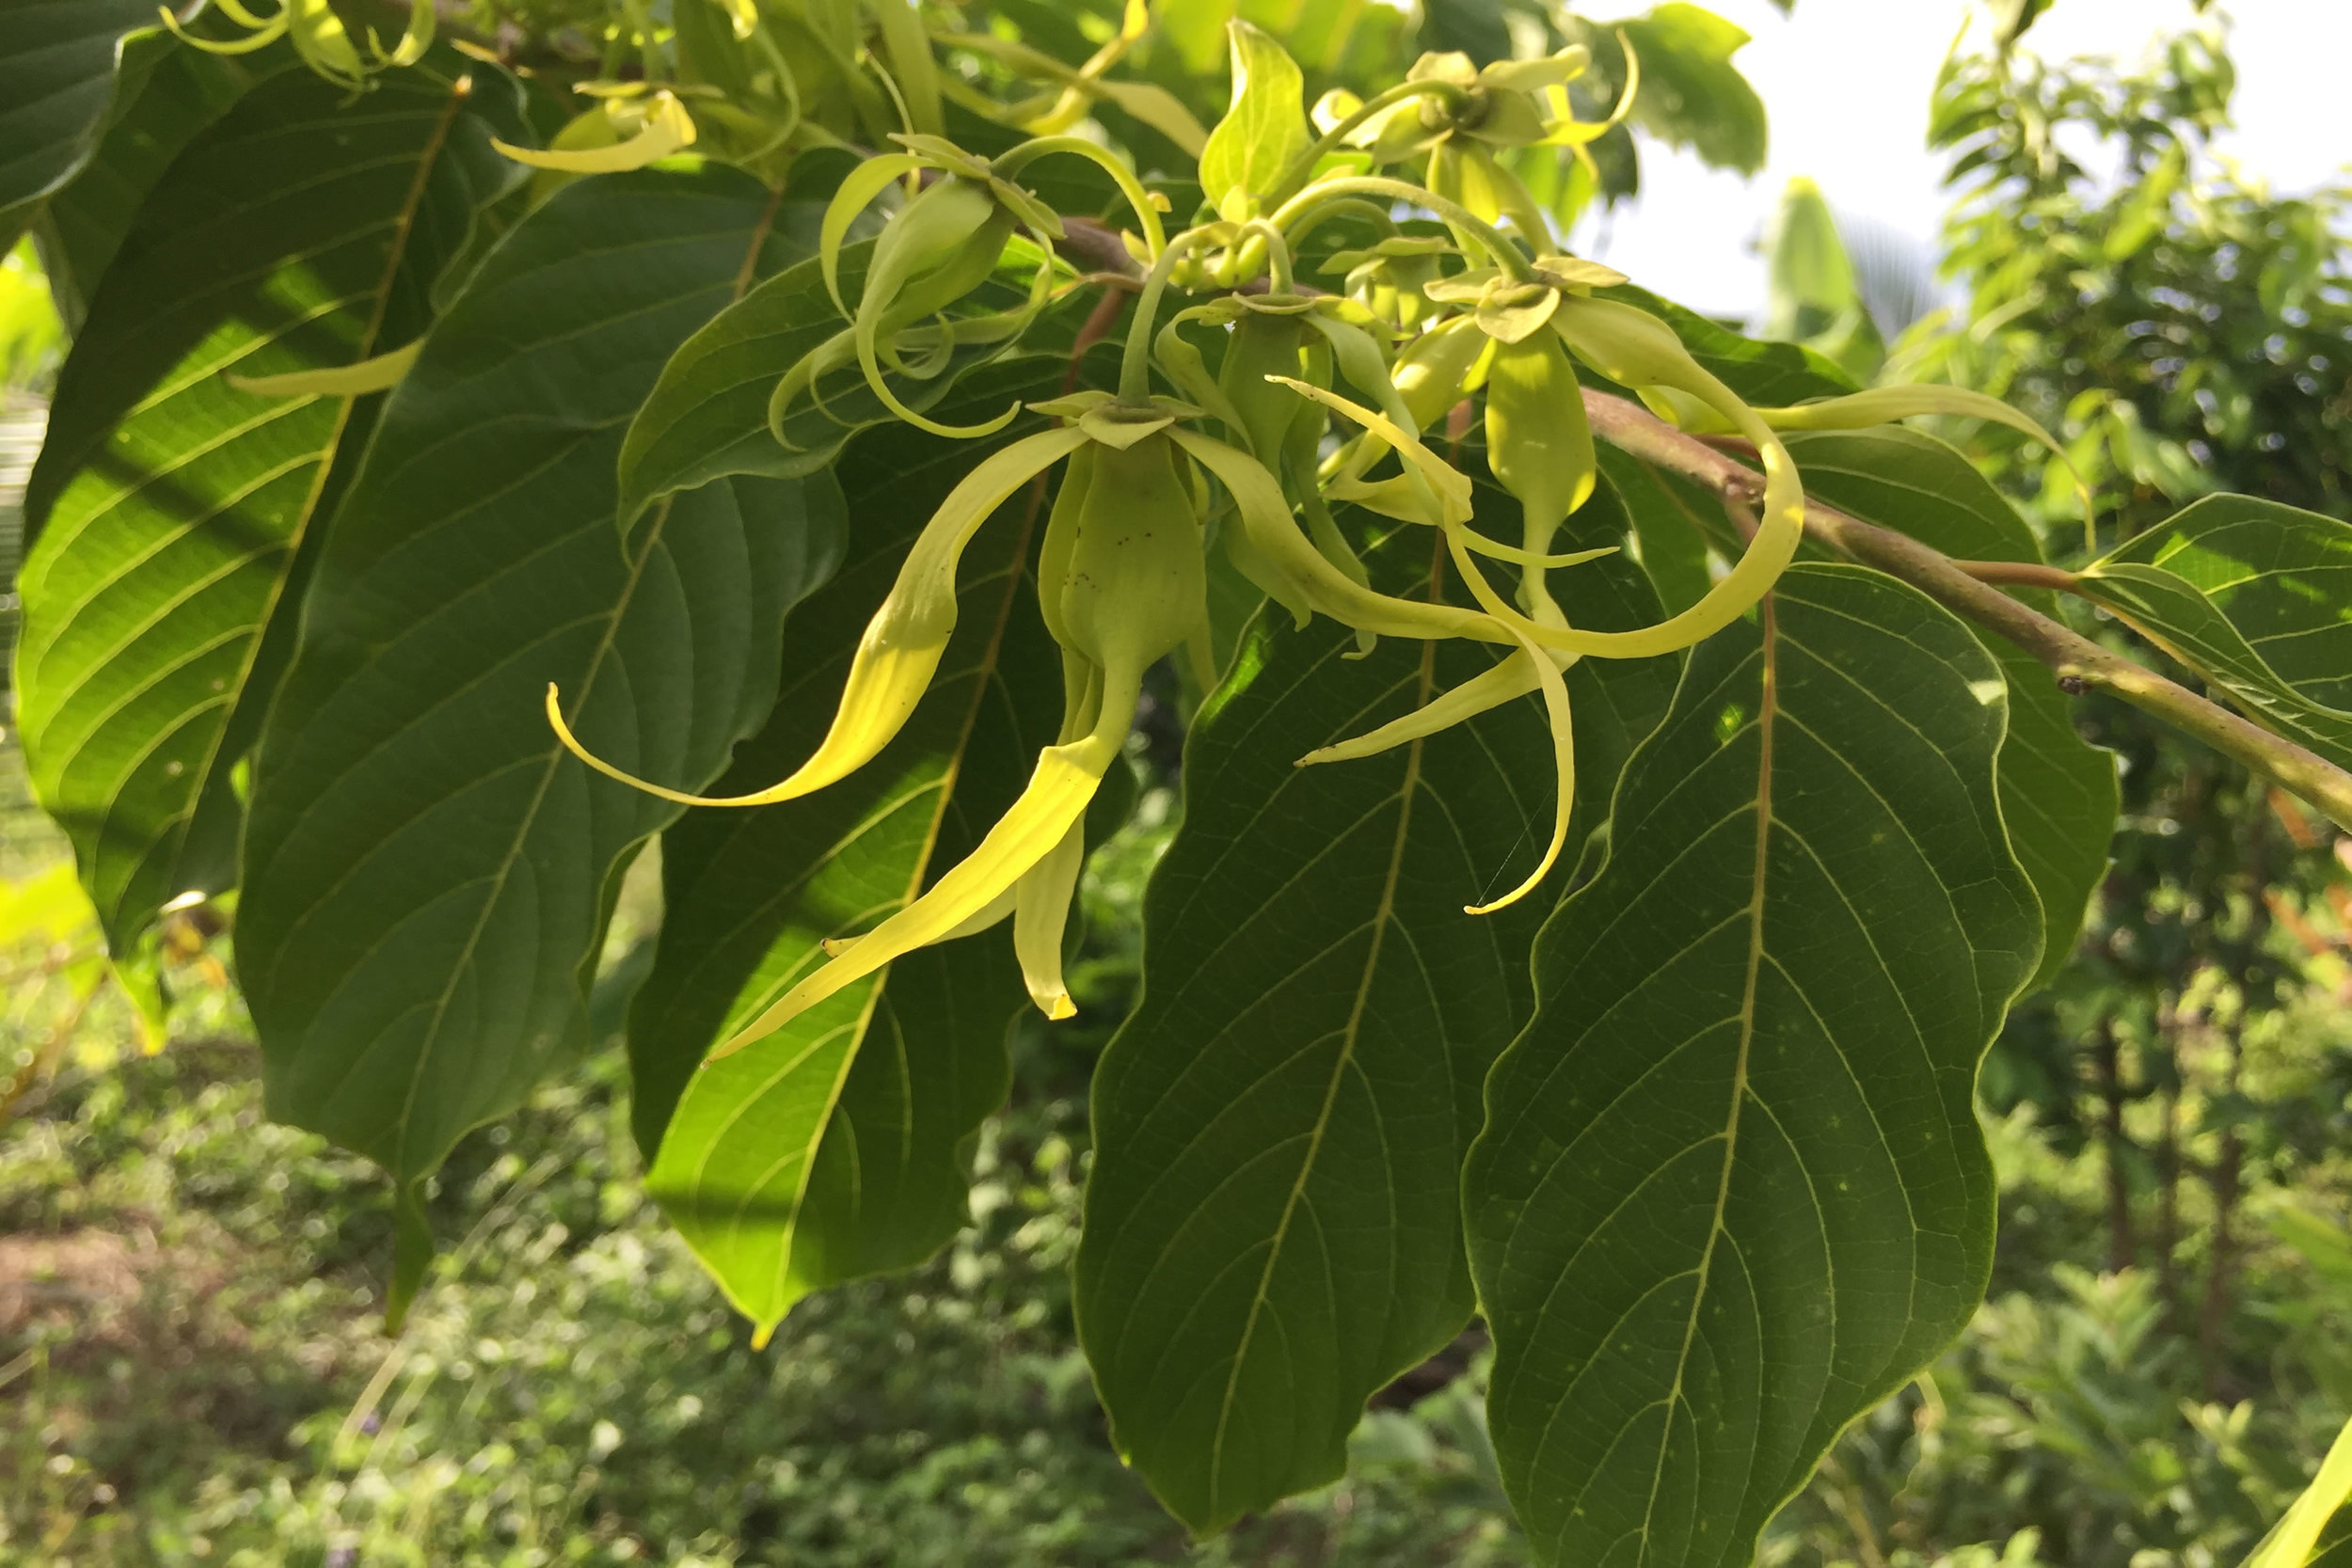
[6, 0, 2352, 1563]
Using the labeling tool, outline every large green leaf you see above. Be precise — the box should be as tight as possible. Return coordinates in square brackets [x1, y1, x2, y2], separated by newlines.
[1073, 476, 1678, 1532]
[2075, 495, 2352, 774]
[29, 31, 259, 331]
[236, 164, 834, 1316]
[1787, 427, 2118, 990]
[0, 0, 158, 251]
[13, 65, 529, 988]
[628, 362, 1074, 1341]
[1466, 563, 2040, 1568]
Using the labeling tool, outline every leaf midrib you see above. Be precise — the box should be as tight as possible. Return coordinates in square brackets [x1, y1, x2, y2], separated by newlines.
[384, 182, 788, 1169]
[1633, 594, 1780, 1560]
[1202, 603, 1443, 1519]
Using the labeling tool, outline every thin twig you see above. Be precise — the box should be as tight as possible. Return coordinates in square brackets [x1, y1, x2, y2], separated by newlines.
[1581, 388, 2352, 831]
[1055, 216, 1146, 281]
[1952, 559, 2084, 594]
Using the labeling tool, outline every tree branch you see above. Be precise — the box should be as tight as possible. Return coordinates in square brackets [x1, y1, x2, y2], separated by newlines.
[1582, 388, 2352, 832]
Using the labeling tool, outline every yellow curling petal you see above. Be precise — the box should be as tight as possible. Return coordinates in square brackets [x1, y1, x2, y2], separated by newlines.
[548, 426, 1087, 806]
[159, 3, 287, 55]
[852, 183, 1024, 439]
[1539, 28, 1638, 146]
[1013, 820, 1087, 1019]
[493, 92, 696, 173]
[1448, 296, 1806, 659]
[1482, 45, 1592, 93]
[768, 326, 864, 445]
[1753, 383, 2093, 527]
[1465, 631, 1576, 914]
[818, 153, 924, 320]
[371, 0, 435, 68]
[1169, 427, 1505, 645]
[227, 341, 420, 398]
[708, 669, 1139, 1058]
[287, 0, 364, 85]
[1265, 375, 1474, 527]
[1298, 650, 1545, 766]
[826, 884, 1016, 956]
[1754, 384, 2061, 449]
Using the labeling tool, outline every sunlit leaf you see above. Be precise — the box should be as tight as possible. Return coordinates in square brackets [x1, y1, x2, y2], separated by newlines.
[2075, 496, 2352, 780]
[14, 65, 529, 992]
[1787, 427, 2117, 991]
[1468, 563, 2040, 1568]
[236, 164, 837, 1320]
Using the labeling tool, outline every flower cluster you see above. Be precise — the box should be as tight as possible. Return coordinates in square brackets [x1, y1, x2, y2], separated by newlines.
[548, 24, 2056, 1059]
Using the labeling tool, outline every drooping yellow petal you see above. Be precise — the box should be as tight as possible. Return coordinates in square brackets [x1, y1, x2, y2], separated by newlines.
[1453, 296, 1806, 659]
[818, 152, 924, 319]
[1013, 820, 1087, 1019]
[227, 341, 420, 398]
[1753, 383, 2093, 528]
[1324, 317, 1490, 498]
[1465, 631, 1575, 914]
[1483, 45, 1592, 93]
[548, 426, 1087, 806]
[1265, 375, 1473, 527]
[825, 884, 1016, 956]
[370, 0, 435, 68]
[1298, 649, 1545, 766]
[851, 181, 1025, 439]
[1485, 333, 1596, 528]
[493, 92, 697, 173]
[1170, 427, 1506, 645]
[159, 3, 287, 55]
[708, 667, 1139, 1058]
[768, 325, 864, 444]
[286, 0, 365, 86]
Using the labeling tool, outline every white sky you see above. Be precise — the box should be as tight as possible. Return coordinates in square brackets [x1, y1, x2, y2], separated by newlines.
[1572, 0, 2352, 321]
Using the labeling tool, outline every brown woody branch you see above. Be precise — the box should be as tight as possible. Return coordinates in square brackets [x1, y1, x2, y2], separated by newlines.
[1581, 388, 2352, 832]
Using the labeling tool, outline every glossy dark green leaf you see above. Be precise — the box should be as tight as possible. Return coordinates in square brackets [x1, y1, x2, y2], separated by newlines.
[0, 0, 158, 251]
[628, 363, 1072, 1339]
[1073, 475, 1677, 1532]
[1467, 563, 2041, 1568]
[1788, 427, 2118, 990]
[14, 65, 528, 989]
[2075, 496, 2352, 780]
[29, 31, 258, 330]
[236, 164, 834, 1318]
